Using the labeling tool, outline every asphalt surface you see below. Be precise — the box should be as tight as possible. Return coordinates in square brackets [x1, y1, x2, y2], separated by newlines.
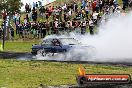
[0, 51, 132, 88]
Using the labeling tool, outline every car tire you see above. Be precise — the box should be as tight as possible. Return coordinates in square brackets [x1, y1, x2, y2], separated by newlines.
[42, 48, 46, 57]
[31, 51, 37, 56]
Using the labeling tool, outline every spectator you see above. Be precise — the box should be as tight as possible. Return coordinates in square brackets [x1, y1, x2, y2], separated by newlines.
[48, 6, 53, 16]
[99, 0, 103, 12]
[85, 6, 89, 19]
[122, 0, 128, 10]
[81, 20, 87, 34]
[36, 2, 38, 8]
[29, 3, 32, 12]
[24, 18, 27, 25]
[16, 23, 19, 35]
[39, 6, 45, 17]
[38, 1, 42, 8]
[33, 2, 36, 8]
[74, 20, 81, 33]
[2, 9, 7, 21]
[6, 0, 123, 40]
[18, 24, 23, 38]
[92, 0, 97, 12]
[89, 18, 94, 35]
[92, 11, 99, 25]
[25, 3, 29, 13]
[32, 9, 38, 22]
[41, 22, 47, 38]
[54, 19, 59, 34]
[26, 14, 29, 22]
[10, 26, 14, 40]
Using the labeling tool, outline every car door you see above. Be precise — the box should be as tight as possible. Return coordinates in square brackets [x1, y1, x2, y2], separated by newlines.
[41, 39, 52, 52]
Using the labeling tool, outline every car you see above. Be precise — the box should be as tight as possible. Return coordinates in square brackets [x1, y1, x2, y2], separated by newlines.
[31, 38, 95, 57]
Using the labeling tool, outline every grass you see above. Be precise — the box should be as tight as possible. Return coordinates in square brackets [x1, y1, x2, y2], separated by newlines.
[0, 40, 39, 52]
[0, 1, 131, 88]
[0, 60, 131, 88]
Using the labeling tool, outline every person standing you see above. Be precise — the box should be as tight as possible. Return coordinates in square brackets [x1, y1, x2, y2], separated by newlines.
[33, 2, 36, 8]
[36, 2, 38, 8]
[10, 26, 14, 40]
[32, 9, 38, 22]
[122, 0, 128, 10]
[85, 6, 89, 19]
[29, 3, 32, 12]
[25, 3, 29, 13]
[92, 11, 99, 25]
[81, 20, 87, 34]
[89, 18, 94, 35]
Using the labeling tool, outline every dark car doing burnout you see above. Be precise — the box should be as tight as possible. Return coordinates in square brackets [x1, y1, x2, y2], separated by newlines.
[31, 38, 82, 56]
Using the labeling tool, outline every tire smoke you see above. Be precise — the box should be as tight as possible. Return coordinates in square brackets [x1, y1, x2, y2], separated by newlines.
[36, 11, 132, 63]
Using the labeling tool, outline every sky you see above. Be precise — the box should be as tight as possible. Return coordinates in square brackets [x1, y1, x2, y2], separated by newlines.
[21, 0, 56, 11]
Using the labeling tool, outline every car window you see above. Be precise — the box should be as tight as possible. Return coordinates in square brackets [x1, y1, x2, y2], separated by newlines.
[51, 39, 61, 46]
[60, 38, 80, 45]
[41, 39, 52, 46]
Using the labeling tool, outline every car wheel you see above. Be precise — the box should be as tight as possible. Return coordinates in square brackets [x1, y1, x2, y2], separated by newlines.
[31, 51, 37, 56]
[41, 48, 47, 57]
[37, 49, 43, 55]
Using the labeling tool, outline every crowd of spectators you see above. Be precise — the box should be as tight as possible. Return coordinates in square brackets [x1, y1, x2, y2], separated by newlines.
[0, 0, 129, 40]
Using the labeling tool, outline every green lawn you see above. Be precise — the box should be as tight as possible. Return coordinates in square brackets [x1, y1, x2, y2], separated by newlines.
[0, 40, 39, 52]
[0, 60, 131, 88]
[0, 1, 130, 88]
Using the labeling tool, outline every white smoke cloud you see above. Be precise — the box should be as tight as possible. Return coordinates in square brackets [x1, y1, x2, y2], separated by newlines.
[35, 11, 132, 63]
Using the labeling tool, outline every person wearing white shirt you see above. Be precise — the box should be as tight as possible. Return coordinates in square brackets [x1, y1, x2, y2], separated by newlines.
[81, 20, 87, 34]
[24, 18, 27, 25]
[92, 11, 99, 25]
[89, 19, 94, 35]
[68, 10, 72, 16]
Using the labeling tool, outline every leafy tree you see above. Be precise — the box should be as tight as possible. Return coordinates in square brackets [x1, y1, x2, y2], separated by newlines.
[0, 0, 23, 40]
[0, 0, 23, 14]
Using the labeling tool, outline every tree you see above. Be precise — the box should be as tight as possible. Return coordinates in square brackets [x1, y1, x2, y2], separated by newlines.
[7, 0, 23, 14]
[0, 0, 23, 40]
[0, 0, 23, 15]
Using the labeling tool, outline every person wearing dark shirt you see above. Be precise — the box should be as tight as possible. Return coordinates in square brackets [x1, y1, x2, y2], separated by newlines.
[36, 2, 38, 8]
[39, 6, 45, 17]
[10, 27, 14, 40]
[41, 22, 46, 38]
[32, 9, 37, 22]
[122, 0, 128, 10]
